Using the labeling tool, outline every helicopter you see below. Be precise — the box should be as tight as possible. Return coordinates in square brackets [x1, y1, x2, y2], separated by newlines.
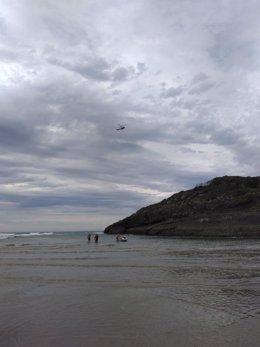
[116, 124, 126, 130]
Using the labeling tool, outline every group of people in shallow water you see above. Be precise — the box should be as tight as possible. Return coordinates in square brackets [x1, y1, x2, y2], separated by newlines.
[87, 233, 99, 243]
[87, 233, 127, 242]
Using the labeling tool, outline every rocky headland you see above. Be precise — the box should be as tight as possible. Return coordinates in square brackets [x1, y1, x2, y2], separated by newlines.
[104, 176, 260, 237]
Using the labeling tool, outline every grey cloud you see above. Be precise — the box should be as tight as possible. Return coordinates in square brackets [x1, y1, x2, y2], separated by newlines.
[0, 0, 259, 232]
[185, 118, 250, 162]
[0, 190, 146, 211]
[233, 141, 260, 169]
[112, 67, 130, 81]
[48, 55, 146, 82]
[191, 73, 208, 84]
[189, 81, 217, 95]
[112, 63, 147, 81]
[42, 16, 87, 46]
[137, 62, 147, 74]
[112, 89, 121, 95]
[181, 100, 199, 110]
[161, 86, 183, 98]
[0, 15, 7, 38]
[208, 3, 260, 71]
[209, 32, 260, 70]
[0, 47, 20, 62]
[47, 56, 110, 81]
[0, 119, 34, 149]
[210, 127, 244, 146]
[74, 58, 111, 81]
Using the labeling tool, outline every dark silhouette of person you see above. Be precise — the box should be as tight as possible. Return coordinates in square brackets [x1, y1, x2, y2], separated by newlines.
[87, 233, 91, 242]
[94, 234, 99, 243]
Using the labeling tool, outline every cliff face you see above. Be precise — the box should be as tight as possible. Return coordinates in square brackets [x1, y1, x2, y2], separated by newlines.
[104, 176, 260, 237]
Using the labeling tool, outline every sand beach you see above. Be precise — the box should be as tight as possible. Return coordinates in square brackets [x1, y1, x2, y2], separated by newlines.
[0, 232, 259, 347]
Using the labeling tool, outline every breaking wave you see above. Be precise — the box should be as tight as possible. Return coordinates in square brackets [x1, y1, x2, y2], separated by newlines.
[0, 232, 53, 240]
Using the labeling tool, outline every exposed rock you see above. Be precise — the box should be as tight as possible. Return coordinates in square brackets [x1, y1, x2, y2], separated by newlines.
[104, 176, 260, 237]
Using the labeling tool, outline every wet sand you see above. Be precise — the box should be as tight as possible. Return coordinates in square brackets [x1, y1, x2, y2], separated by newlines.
[0, 232, 259, 346]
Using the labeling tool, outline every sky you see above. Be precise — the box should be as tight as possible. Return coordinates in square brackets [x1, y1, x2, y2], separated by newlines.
[0, 0, 260, 232]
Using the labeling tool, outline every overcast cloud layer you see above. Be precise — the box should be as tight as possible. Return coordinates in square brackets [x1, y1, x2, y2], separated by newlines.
[0, 0, 260, 232]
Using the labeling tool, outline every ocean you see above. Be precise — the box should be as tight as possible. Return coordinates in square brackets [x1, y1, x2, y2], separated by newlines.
[0, 231, 259, 347]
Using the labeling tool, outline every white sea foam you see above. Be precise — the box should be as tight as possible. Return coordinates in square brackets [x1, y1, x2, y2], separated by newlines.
[0, 232, 53, 240]
[0, 233, 15, 239]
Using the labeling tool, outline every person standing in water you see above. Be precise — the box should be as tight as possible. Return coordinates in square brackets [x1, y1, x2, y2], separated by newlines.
[94, 234, 99, 243]
[87, 233, 91, 242]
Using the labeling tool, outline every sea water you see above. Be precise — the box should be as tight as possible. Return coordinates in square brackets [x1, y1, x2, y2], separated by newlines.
[0, 232, 259, 347]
